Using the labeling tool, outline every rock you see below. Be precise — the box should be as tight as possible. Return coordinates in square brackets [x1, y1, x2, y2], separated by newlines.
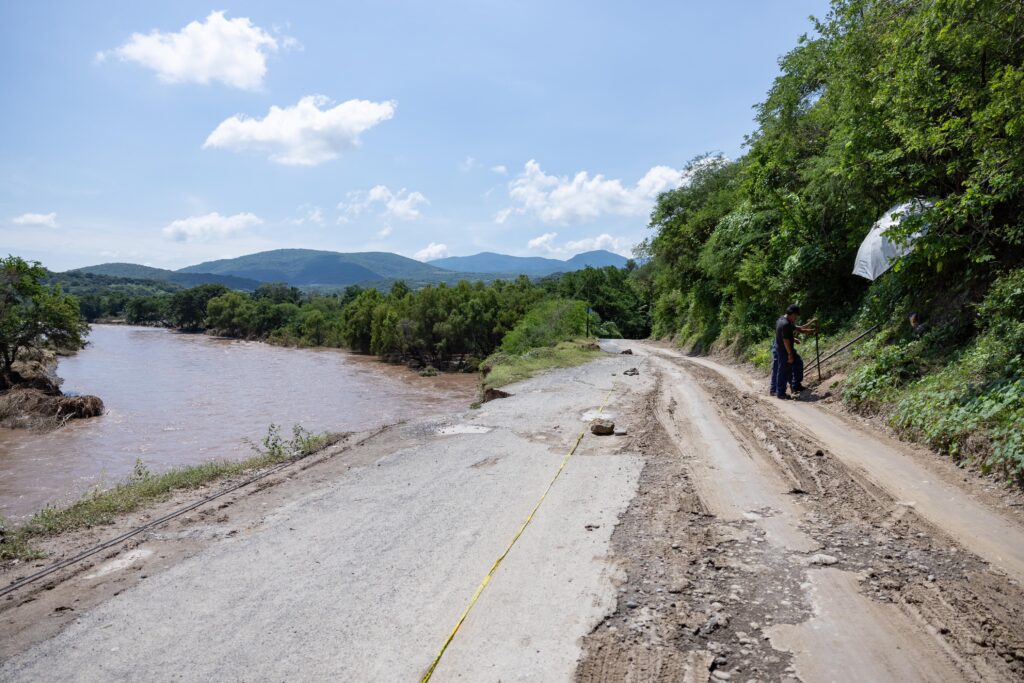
[590, 418, 615, 436]
[626, 600, 639, 609]
[623, 367, 640, 376]
[807, 553, 839, 566]
[620, 349, 634, 355]
[481, 388, 511, 403]
[701, 612, 730, 634]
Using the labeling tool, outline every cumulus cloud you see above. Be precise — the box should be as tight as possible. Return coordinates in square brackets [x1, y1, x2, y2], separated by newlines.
[500, 160, 687, 224]
[12, 212, 58, 228]
[491, 164, 508, 175]
[527, 232, 558, 251]
[163, 212, 262, 242]
[339, 185, 428, 221]
[414, 242, 449, 261]
[376, 226, 393, 238]
[204, 96, 396, 166]
[101, 11, 281, 90]
[565, 233, 629, 255]
[288, 205, 324, 225]
[526, 231, 630, 257]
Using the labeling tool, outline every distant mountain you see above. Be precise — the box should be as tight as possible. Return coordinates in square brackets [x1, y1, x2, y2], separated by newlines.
[430, 249, 629, 276]
[71, 263, 261, 291]
[563, 250, 630, 270]
[67, 247, 632, 292]
[178, 249, 451, 286]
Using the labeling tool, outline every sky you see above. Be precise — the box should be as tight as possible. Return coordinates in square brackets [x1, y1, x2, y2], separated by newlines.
[0, 1, 829, 271]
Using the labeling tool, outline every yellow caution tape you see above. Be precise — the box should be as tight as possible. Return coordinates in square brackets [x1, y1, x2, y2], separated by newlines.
[421, 389, 614, 681]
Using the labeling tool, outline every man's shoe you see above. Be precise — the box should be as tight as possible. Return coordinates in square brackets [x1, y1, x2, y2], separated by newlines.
[776, 393, 792, 400]
[793, 384, 808, 392]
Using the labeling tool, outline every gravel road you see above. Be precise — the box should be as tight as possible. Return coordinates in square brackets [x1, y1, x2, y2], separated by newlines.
[0, 356, 644, 682]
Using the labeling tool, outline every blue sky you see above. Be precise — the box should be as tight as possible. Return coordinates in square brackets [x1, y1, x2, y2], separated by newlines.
[1, 1, 828, 271]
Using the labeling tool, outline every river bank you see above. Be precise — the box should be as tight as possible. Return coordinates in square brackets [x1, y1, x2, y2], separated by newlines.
[0, 325, 478, 519]
[0, 348, 103, 431]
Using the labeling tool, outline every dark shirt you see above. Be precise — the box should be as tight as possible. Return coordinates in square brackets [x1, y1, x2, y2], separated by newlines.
[775, 315, 795, 352]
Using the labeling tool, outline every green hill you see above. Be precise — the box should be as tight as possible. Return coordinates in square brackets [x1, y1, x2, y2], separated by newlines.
[71, 263, 261, 291]
[178, 249, 450, 286]
[430, 249, 628, 276]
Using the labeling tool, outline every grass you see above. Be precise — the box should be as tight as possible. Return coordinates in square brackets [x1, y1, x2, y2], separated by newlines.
[0, 424, 341, 562]
[481, 339, 602, 391]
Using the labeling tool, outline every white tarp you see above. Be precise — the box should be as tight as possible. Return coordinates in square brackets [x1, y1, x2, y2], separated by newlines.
[853, 200, 930, 281]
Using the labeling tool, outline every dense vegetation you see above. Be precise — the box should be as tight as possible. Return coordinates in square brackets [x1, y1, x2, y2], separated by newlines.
[45, 271, 181, 322]
[95, 269, 646, 371]
[640, 0, 1023, 475]
[1, 257, 88, 389]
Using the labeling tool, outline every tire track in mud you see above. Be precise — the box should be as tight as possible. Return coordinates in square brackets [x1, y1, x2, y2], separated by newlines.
[576, 376, 808, 682]
[575, 357, 1024, 682]
[679, 360, 1024, 681]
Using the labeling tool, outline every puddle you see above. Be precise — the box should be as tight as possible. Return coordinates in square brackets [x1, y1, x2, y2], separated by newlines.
[85, 548, 153, 578]
[435, 424, 492, 435]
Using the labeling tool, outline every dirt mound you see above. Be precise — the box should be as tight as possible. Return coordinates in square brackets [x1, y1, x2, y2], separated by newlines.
[0, 388, 104, 429]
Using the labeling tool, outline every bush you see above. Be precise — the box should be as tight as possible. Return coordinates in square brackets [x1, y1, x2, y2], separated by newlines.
[501, 299, 589, 354]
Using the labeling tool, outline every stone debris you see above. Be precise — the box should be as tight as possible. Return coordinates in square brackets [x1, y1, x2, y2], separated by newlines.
[620, 349, 634, 355]
[624, 368, 640, 376]
[590, 418, 615, 436]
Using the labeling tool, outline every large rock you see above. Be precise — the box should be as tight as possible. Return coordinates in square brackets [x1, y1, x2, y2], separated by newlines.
[482, 387, 511, 403]
[590, 418, 615, 436]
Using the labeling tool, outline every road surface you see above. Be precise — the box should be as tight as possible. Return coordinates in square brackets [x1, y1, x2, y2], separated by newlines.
[2, 345, 1022, 682]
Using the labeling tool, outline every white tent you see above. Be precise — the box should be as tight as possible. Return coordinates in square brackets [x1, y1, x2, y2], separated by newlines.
[853, 200, 930, 281]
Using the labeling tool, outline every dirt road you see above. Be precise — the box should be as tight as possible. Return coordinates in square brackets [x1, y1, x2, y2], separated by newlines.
[2, 345, 1023, 681]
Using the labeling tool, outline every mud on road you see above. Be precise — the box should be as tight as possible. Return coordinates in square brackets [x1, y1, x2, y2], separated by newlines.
[576, 349, 1024, 683]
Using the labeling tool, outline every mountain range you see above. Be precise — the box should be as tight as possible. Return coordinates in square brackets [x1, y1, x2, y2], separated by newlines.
[67, 248, 630, 290]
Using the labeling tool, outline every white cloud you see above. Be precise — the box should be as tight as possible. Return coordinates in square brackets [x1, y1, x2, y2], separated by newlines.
[565, 233, 628, 255]
[204, 95, 396, 166]
[527, 232, 558, 251]
[459, 156, 479, 172]
[491, 164, 508, 175]
[339, 185, 428, 221]
[102, 11, 280, 90]
[288, 205, 324, 225]
[163, 212, 262, 242]
[494, 207, 514, 224]
[500, 160, 687, 224]
[526, 231, 630, 257]
[414, 242, 449, 261]
[12, 212, 58, 228]
[377, 226, 393, 238]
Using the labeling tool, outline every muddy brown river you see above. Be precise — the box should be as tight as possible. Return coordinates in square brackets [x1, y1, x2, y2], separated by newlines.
[0, 325, 478, 519]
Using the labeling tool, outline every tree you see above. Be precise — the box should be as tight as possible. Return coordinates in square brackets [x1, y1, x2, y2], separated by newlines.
[167, 284, 229, 331]
[124, 296, 167, 325]
[0, 256, 88, 389]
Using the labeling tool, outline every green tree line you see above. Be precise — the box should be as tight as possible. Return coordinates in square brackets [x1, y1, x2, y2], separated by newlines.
[103, 268, 649, 369]
[640, 0, 1024, 474]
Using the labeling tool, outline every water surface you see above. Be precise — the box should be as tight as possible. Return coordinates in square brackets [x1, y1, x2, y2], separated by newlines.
[0, 325, 477, 518]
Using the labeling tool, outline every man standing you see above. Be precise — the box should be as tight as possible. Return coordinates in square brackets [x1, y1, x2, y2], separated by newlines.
[771, 304, 816, 400]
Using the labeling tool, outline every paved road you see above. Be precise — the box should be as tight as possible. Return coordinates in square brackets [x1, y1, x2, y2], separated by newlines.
[1, 357, 645, 682]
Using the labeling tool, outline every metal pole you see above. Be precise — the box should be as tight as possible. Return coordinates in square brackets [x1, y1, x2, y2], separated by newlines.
[817, 323, 880, 365]
[815, 331, 821, 382]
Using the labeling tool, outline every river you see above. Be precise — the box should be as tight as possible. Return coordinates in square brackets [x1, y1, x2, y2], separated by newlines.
[0, 325, 479, 519]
